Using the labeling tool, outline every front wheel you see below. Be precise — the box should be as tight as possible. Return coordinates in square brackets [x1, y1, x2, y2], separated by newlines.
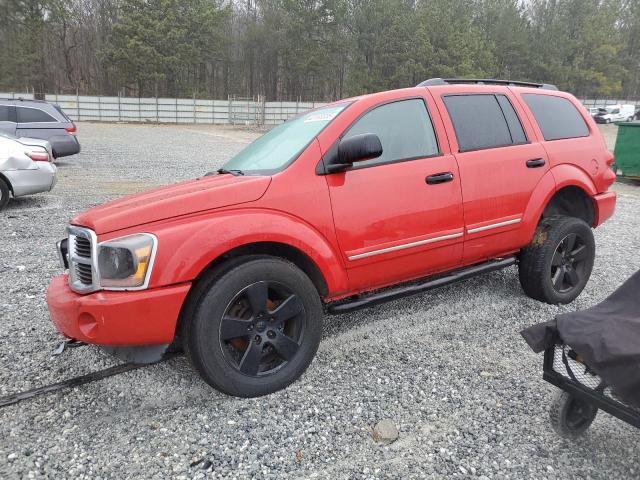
[184, 257, 323, 397]
[518, 216, 595, 304]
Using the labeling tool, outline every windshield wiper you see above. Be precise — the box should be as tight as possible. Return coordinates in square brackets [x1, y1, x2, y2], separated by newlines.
[216, 168, 245, 176]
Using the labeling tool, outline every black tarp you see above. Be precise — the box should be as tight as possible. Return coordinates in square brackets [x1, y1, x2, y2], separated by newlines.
[521, 269, 640, 407]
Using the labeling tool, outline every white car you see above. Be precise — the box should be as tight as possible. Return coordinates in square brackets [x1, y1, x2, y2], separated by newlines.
[0, 132, 57, 210]
[593, 104, 636, 124]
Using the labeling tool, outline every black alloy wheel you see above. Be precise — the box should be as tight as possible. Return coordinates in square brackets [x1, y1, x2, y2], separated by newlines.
[219, 281, 305, 377]
[518, 215, 595, 305]
[550, 233, 589, 294]
[184, 257, 323, 397]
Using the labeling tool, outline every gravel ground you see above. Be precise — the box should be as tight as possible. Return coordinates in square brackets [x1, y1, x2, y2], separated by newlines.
[1, 122, 639, 479]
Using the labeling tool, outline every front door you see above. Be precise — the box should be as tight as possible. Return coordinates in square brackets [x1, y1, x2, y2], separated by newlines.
[324, 96, 465, 292]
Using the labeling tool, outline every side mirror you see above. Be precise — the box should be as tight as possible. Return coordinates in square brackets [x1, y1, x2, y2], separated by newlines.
[325, 133, 383, 173]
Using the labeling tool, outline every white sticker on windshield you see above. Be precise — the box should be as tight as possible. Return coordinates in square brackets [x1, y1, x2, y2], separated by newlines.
[304, 110, 339, 123]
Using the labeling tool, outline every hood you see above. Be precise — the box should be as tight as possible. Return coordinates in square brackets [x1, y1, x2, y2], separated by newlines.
[72, 174, 271, 234]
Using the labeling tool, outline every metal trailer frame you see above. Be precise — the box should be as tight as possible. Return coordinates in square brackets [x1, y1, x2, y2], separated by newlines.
[543, 344, 640, 429]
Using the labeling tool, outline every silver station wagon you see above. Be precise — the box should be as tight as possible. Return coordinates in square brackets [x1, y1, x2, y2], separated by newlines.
[0, 98, 80, 158]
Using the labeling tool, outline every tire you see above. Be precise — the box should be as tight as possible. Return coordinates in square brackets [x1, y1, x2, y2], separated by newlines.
[184, 257, 323, 397]
[0, 178, 10, 211]
[606, 118, 611, 124]
[549, 390, 597, 438]
[518, 216, 595, 304]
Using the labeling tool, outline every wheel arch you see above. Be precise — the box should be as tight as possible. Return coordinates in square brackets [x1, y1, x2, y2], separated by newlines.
[172, 241, 331, 348]
[521, 166, 598, 244]
[0, 172, 13, 193]
[189, 241, 329, 298]
[542, 186, 595, 227]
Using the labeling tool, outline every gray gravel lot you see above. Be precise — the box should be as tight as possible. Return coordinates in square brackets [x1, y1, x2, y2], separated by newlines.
[1, 122, 639, 479]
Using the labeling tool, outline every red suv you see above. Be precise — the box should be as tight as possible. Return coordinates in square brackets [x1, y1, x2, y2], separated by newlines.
[47, 79, 617, 397]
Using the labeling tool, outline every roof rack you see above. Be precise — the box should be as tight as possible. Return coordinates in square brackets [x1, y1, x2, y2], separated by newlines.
[416, 78, 558, 90]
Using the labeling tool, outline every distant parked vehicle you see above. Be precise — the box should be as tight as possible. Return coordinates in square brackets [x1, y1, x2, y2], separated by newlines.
[593, 104, 635, 124]
[0, 98, 80, 158]
[0, 132, 57, 211]
[635, 106, 640, 120]
[587, 107, 601, 118]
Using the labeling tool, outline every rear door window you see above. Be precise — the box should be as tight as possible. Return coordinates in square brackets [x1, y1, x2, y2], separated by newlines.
[16, 106, 57, 123]
[522, 94, 589, 141]
[343, 98, 439, 167]
[443, 94, 527, 151]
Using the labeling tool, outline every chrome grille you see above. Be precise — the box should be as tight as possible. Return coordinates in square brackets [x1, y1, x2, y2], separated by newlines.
[75, 263, 93, 285]
[74, 236, 91, 258]
[67, 226, 98, 293]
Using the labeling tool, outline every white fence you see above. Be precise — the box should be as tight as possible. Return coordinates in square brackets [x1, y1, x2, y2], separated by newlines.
[582, 98, 640, 107]
[1, 92, 638, 126]
[0, 92, 328, 126]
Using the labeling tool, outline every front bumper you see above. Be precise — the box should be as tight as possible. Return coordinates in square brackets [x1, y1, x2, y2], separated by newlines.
[593, 191, 617, 227]
[47, 275, 191, 346]
[4, 162, 57, 197]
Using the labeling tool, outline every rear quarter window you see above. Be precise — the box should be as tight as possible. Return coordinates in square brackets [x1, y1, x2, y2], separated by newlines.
[522, 94, 589, 141]
[16, 106, 57, 123]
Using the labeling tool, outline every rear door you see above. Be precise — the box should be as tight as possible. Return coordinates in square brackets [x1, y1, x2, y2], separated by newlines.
[324, 95, 465, 291]
[434, 89, 549, 264]
[0, 104, 16, 135]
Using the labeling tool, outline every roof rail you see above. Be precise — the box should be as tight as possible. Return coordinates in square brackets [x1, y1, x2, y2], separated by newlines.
[416, 78, 558, 90]
[0, 97, 48, 103]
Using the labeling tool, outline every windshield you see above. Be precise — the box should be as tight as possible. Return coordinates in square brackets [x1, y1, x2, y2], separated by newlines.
[222, 103, 348, 174]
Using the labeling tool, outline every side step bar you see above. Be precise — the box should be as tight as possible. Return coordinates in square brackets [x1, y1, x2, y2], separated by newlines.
[327, 257, 516, 314]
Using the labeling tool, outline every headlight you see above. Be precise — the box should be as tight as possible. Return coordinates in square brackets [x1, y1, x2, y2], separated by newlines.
[97, 234, 157, 289]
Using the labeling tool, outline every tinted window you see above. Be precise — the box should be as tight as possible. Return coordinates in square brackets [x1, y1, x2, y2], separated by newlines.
[522, 94, 589, 141]
[343, 99, 439, 167]
[496, 95, 527, 144]
[0, 105, 11, 122]
[16, 106, 57, 123]
[444, 94, 514, 151]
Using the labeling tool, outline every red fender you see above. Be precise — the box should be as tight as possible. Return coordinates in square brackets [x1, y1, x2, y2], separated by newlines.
[124, 209, 350, 298]
[520, 164, 599, 244]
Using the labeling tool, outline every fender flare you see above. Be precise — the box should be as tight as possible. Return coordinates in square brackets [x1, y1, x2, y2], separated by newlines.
[148, 209, 349, 296]
[520, 165, 597, 242]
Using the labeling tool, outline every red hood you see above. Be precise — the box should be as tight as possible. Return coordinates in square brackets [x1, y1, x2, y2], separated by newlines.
[72, 174, 272, 234]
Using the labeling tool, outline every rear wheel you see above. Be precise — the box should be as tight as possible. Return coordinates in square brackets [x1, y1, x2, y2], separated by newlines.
[0, 178, 10, 211]
[518, 216, 595, 304]
[184, 257, 323, 397]
[550, 390, 597, 438]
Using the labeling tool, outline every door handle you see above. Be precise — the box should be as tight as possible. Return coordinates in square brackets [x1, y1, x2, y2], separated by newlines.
[426, 172, 454, 185]
[526, 158, 546, 168]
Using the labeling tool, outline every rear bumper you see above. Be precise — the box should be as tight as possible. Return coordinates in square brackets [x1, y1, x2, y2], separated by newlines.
[50, 134, 80, 158]
[47, 275, 191, 346]
[593, 191, 617, 227]
[4, 162, 57, 197]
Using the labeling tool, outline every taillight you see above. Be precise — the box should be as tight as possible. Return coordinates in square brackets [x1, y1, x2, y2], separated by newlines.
[605, 151, 615, 168]
[65, 126, 76, 134]
[26, 147, 50, 162]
